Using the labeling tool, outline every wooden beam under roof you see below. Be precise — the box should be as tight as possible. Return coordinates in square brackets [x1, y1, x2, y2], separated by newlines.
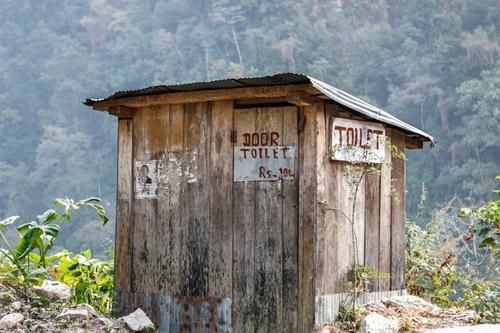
[91, 84, 312, 111]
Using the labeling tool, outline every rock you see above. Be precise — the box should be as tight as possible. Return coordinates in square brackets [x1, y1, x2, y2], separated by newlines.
[58, 307, 89, 320]
[11, 301, 22, 310]
[359, 313, 399, 333]
[73, 303, 98, 317]
[33, 280, 71, 301]
[0, 312, 24, 329]
[384, 295, 441, 315]
[97, 316, 114, 328]
[119, 308, 155, 332]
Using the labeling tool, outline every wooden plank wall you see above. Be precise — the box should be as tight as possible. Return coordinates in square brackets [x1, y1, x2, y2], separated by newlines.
[114, 100, 407, 331]
[115, 118, 133, 296]
[378, 129, 392, 291]
[232, 106, 299, 333]
[315, 105, 406, 297]
[232, 108, 257, 333]
[298, 104, 318, 331]
[116, 103, 302, 332]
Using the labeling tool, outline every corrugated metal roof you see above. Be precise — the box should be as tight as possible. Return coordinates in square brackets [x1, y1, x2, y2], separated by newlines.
[86, 73, 310, 102]
[307, 76, 435, 144]
[85, 73, 435, 144]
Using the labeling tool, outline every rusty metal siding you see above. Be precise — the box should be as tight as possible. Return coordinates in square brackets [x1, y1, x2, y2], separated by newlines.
[115, 291, 233, 333]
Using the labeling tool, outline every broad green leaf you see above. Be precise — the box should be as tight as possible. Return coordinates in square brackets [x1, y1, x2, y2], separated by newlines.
[17, 222, 37, 237]
[15, 227, 43, 260]
[45, 250, 69, 264]
[0, 216, 19, 229]
[36, 209, 60, 225]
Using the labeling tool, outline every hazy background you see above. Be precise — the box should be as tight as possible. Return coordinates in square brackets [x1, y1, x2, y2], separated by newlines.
[0, 0, 498, 255]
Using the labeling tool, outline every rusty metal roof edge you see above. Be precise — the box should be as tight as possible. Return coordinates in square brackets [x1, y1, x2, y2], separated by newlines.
[84, 73, 311, 106]
[84, 73, 435, 145]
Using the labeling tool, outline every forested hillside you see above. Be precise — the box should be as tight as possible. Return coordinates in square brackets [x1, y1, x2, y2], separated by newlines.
[0, 0, 498, 253]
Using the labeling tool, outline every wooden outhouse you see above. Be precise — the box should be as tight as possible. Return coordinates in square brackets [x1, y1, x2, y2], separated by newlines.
[85, 73, 434, 333]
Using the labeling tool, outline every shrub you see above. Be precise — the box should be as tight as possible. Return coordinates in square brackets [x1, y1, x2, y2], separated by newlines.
[406, 184, 499, 323]
[51, 249, 114, 313]
[0, 197, 114, 314]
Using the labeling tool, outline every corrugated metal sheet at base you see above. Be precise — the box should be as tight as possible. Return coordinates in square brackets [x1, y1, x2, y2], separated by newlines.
[114, 291, 233, 333]
[315, 289, 407, 325]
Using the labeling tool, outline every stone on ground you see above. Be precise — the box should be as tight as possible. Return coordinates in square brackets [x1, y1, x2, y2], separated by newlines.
[33, 280, 71, 301]
[0, 312, 24, 329]
[358, 313, 400, 333]
[58, 307, 90, 320]
[119, 308, 155, 332]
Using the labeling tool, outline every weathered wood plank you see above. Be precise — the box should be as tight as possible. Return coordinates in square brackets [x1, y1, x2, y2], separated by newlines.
[132, 107, 160, 293]
[335, 162, 351, 293]
[323, 104, 342, 295]
[109, 105, 134, 118]
[208, 100, 233, 298]
[298, 104, 317, 332]
[157, 104, 185, 295]
[391, 130, 406, 290]
[232, 108, 256, 333]
[144, 105, 170, 297]
[170, 104, 185, 296]
[379, 128, 392, 291]
[315, 105, 327, 295]
[281, 106, 299, 333]
[323, 178, 340, 294]
[181, 103, 210, 296]
[169, 104, 185, 152]
[364, 171, 381, 291]
[354, 168, 366, 270]
[92, 84, 310, 111]
[115, 118, 133, 300]
[286, 91, 320, 106]
[254, 107, 284, 333]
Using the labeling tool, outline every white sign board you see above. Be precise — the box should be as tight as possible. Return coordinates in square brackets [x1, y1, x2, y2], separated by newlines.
[330, 118, 385, 163]
[234, 146, 295, 181]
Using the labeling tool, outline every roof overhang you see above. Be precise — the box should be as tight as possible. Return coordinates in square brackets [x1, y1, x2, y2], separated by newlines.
[85, 73, 436, 146]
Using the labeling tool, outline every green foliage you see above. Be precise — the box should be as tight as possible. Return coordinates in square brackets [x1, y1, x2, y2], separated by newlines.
[347, 264, 389, 294]
[0, 197, 108, 286]
[0, 2, 499, 253]
[51, 249, 114, 314]
[406, 218, 460, 306]
[406, 187, 499, 323]
[459, 176, 500, 257]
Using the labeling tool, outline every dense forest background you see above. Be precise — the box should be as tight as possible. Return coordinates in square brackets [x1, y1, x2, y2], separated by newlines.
[0, 0, 498, 255]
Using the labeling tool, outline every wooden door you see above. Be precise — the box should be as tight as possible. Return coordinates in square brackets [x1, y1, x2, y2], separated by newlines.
[232, 106, 299, 333]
